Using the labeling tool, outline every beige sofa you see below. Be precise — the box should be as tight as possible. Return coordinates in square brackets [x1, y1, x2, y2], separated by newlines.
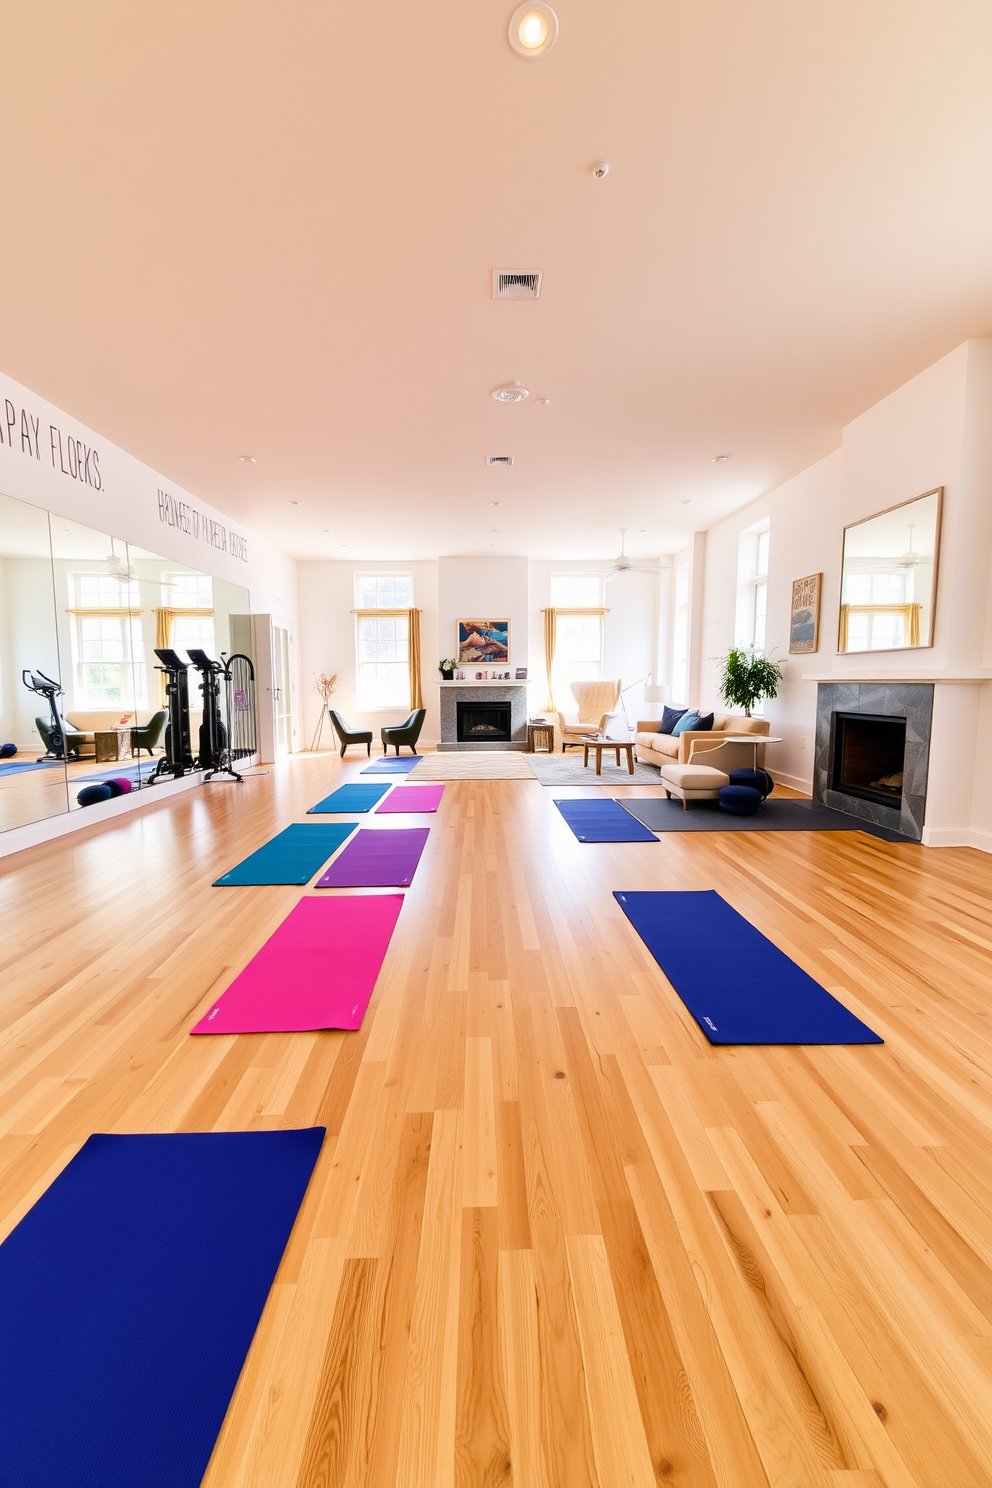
[635, 713, 769, 769]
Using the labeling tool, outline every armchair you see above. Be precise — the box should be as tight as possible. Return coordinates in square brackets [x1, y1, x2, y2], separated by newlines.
[380, 708, 426, 755]
[557, 679, 622, 752]
[329, 709, 373, 757]
[130, 710, 167, 757]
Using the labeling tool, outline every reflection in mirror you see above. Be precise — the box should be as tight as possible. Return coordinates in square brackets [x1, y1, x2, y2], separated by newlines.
[0, 491, 69, 831]
[838, 489, 942, 653]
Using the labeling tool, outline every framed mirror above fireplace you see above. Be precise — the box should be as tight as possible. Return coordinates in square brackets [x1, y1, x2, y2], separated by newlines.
[838, 488, 942, 653]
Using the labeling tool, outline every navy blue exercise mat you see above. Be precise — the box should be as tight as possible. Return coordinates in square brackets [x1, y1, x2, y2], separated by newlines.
[554, 797, 659, 842]
[213, 821, 356, 884]
[361, 755, 421, 774]
[0, 1128, 325, 1488]
[614, 889, 882, 1045]
[308, 782, 391, 813]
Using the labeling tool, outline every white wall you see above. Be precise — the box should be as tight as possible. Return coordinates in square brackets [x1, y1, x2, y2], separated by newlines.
[438, 555, 529, 673]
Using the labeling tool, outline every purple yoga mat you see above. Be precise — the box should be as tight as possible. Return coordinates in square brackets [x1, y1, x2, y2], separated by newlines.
[374, 785, 444, 814]
[315, 828, 429, 887]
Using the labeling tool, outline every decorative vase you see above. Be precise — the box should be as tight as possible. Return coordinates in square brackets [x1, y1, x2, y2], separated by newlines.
[441, 669, 454, 681]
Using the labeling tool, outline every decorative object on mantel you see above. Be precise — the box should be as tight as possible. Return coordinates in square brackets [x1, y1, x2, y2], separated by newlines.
[515, 666, 528, 680]
[716, 645, 783, 717]
[309, 671, 338, 751]
[438, 657, 457, 681]
[457, 619, 509, 666]
[789, 574, 821, 653]
[838, 487, 941, 654]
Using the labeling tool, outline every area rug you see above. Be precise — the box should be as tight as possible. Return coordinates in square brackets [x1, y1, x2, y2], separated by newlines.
[554, 798, 659, 843]
[526, 753, 661, 786]
[375, 784, 445, 813]
[410, 752, 534, 780]
[316, 827, 429, 887]
[212, 822, 356, 885]
[615, 889, 882, 1045]
[0, 1128, 324, 1488]
[618, 795, 915, 842]
[191, 894, 403, 1033]
[307, 783, 391, 813]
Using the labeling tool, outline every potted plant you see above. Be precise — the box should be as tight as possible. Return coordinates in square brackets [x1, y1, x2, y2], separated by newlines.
[716, 645, 783, 717]
[438, 657, 457, 681]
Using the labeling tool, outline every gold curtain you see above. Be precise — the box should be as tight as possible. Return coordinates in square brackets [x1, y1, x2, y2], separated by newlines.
[152, 608, 213, 703]
[543, 607, 557, 711]
[408, 607, 423, 710]
[839, 603, 922, 651]
[838, 603, 848, 651]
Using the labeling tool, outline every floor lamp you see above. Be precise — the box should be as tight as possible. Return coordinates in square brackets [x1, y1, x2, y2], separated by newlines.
[619, 675, 663, 735]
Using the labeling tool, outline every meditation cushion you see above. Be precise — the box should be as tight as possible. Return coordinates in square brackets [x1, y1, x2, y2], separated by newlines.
[103, 777, 133, 798]
[729, 767, 774, 798]
[718, 784, 762, 815]
[0, 742, 16, 758]
[671, 710, 701, 736]
[77, 783, 113, 807]
[657, 706, 687, 735]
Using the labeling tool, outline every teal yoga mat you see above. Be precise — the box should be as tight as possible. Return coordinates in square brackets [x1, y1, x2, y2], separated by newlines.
[213, 823, 356, 885]
[307, 783, 390, 813]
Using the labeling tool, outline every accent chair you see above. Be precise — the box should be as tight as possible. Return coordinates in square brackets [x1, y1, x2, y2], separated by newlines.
[557, 679, 622, 751]
[381, 708, 426, 755]
[130, 710, 167, 756]
[329, 709, 374, 757]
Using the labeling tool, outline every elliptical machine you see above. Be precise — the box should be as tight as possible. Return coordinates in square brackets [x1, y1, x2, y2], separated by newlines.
[152, 649, 195, 779]
[22, 669, 80, 761]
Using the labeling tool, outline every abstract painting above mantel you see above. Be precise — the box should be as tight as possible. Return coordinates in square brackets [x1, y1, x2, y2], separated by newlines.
[457, 620, 509, 666]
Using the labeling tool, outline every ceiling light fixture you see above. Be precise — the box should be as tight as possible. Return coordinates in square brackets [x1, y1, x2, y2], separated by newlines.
[286, 500, 301, 506]
[238, 454, 256, 463]
[492, 382, 529, 403]
[508, 2, 558, 58]
[711, 454, 730, 463]
[536, 397, 550, 406]
[490, 501, 502, 507]
[592, 161, 610, 178]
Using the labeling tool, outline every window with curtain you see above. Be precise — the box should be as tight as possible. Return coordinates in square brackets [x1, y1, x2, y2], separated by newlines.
[161, 572, 215, 662]
[354, 574, 414, 708]
[671, 561, 689, 704]
[69, 573, 146, 709]
[550, 573, 605, 710]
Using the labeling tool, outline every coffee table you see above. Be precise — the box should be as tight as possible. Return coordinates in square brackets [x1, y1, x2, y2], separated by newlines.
[581, 735, 635, 776]
[94, 727, 134, 763]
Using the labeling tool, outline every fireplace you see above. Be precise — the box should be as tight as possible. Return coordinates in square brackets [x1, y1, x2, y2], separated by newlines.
[830, 712, 907, 809]
[457, 700, 512, 743]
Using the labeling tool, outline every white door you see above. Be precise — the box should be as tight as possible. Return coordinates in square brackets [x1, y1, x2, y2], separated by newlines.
[273, 625, 293, 756]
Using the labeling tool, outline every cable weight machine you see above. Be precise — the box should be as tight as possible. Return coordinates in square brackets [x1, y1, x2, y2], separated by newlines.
[186, 650, 256, 781]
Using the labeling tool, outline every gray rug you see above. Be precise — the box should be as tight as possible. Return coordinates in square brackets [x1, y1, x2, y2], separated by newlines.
[618, 795, 916, 842]
[526, 754, 662, 787]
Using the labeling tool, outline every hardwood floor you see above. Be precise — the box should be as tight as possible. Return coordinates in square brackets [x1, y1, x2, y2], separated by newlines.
[1, 752, 990, 1487]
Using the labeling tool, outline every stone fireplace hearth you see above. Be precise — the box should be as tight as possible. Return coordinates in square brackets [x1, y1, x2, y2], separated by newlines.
[438, 681, 528, 750]
[814, 682, 933, 840]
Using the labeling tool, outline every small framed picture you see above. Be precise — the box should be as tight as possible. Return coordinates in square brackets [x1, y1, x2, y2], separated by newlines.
[789, 573, 821, 653]
[515, 666, 528, 680]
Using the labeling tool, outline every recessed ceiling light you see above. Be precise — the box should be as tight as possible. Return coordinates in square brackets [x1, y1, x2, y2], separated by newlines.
[508, 2, 558, 58]
[490, 501, 502, 507]
[712, 454, 730, 462]
[681, 499, 693, 505]
[286, 500, 301, 506]
[492, 382, 529, 403]
[238, 454, 255, 463]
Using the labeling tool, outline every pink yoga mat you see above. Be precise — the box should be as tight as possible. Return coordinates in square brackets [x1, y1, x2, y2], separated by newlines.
[190, 894, 403, 1034]
[374, 784, 444, 814]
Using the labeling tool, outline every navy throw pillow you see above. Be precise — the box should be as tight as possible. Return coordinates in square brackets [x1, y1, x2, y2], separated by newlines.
[671, 710, 701, 736]
[657, 706, 687, 735]
[694, 712, 714, 731]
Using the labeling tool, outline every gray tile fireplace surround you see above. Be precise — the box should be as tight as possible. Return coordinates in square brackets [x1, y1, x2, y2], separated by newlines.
[438, 684, 529, 750]
[813, 682, 934, 841]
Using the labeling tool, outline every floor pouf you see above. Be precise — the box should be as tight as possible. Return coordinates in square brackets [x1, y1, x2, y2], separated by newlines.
[728, 767, 773, 798]
[104, 777, 133, 798]
[0, 742, 16, 758]
[77, 783, 113, 807]
[719, 784, 763, 815]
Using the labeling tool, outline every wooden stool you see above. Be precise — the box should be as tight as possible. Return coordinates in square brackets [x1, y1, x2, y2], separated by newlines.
[527, 722, 555, 753]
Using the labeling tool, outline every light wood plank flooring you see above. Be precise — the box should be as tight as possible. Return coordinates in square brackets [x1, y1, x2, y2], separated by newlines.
[1, 752, 990, 1487]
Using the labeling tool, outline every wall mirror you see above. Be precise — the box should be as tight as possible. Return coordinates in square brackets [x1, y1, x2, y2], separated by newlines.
[838, 488, 942, 653]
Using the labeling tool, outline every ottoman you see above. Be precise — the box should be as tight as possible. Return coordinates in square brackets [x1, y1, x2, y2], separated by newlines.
[659, 761, 730, 808]
[719, 784, 763, 815]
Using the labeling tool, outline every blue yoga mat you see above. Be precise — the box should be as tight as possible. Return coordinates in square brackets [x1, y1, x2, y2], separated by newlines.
[214, 822, 356, 884]
[0, 759, 64, 775]
[0, 1128, 324, 1488]
[554, 798, 659, 842]
[361, 755, 421, 774]
[614, 889, 882, 1045]
[308, 782, 391, 813]
[76, 762, 157, 785]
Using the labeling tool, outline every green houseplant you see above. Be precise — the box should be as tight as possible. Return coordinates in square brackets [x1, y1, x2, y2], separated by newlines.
[716, 645, 783, 717]
[438, 657, 457, 680]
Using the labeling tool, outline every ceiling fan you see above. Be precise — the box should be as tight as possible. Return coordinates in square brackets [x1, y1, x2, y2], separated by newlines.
[603, 528, 659, 582]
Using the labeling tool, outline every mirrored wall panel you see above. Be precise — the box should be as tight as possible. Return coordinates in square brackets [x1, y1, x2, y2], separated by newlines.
[839, 488, 942, 653]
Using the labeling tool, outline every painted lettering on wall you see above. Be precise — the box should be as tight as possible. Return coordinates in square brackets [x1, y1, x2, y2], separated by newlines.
[0, 397, 102, 489]
[157, 488, 248, 563]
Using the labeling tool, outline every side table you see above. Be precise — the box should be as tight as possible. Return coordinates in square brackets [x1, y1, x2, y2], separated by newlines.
[527, 722, 555, 754]
[94, 727, 134, 763]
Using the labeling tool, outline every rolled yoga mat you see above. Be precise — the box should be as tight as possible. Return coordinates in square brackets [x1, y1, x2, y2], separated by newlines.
[316, 827, 429, 887]
[191, 893, 403, 1032]
[554, 797, 658, 842]
[213, 821, 356, 885]
[361, 755, 421, 774]
[614, 889, 882, 1045]
[374, 784, 444, 813]
[308, 782, 391, 813]
[0, 1128, 324, 1488]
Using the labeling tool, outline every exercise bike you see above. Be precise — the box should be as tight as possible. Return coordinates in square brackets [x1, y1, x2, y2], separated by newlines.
[151, 649, 195, 779]
[22, 669, 81, 761]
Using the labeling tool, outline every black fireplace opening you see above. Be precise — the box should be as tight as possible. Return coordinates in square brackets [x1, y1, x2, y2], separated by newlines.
[831, 712, 906, 808]
[457, 700, 512, 742]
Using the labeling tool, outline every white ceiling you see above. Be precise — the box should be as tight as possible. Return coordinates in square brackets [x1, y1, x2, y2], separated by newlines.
[1, 2, 990, 563]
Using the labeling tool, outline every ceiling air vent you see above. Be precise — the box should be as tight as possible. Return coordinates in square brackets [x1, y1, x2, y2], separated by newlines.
[487, 455, 514, 467]
[492, 269, 543, 300]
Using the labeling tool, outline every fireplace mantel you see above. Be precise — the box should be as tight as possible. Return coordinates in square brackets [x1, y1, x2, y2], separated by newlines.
[438, 681, 530, 750]
[438, 679, 528, 688]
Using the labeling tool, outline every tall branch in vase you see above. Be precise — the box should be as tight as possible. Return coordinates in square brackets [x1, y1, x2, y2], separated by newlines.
[310, 672, 338, 751]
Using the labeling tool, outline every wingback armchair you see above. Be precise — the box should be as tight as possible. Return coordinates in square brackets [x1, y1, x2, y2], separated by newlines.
[557, 679, 623, 751]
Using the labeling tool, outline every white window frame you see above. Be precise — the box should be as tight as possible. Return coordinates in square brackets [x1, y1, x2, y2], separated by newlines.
[671, 561, 690, 705]
[69, 573, 147, 711]
[354, 573, 414, 710]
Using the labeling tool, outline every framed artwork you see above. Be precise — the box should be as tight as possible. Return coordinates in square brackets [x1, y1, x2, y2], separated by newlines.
[457, 620, 509, 666]
[789, 573, 821, 653]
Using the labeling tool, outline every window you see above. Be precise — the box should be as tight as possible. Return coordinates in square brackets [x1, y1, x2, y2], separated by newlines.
[752, 526, 769, 653]
[550, 572, 604, 710]
[163, 572, 215, 663]
[69, 573, 146, 709]
[354, 573, 414, 708]
[671, 561, 689, 704]
[172, 613, 215, 660]
[166, 572, 213, 607]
